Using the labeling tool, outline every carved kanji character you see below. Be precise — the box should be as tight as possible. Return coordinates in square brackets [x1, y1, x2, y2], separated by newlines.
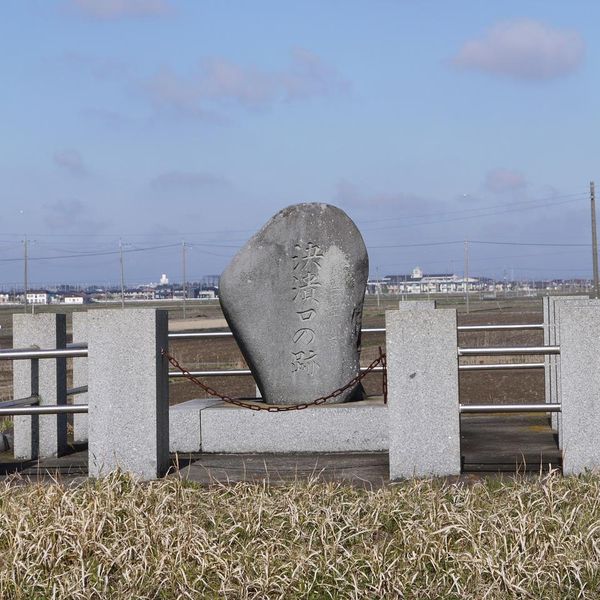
[291, 350, 319, 375]
[293, 328, 315, 344]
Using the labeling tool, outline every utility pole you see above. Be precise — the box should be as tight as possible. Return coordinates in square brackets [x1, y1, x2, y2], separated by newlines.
[119, 238, 125, 309]
[182, 241, 187, 319]
[23, 236, 28, 313]
[464, 240, 470, 314]
[591, 181, 599, 299]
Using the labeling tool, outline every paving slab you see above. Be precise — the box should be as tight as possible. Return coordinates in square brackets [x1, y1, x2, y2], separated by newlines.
[0, 414, 561, 483]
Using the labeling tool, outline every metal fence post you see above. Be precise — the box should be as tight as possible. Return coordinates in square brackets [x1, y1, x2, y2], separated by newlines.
[87, 308, 169, 480]
[386, 306, 460, 479]
[13, 313, 68, 459]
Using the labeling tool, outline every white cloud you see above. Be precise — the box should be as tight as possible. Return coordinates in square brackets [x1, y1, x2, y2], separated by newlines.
[43, 199, 109, 231]
[68, 0, 172, 20]
[143, 49, 350, 115]
[485, 168, 528, 193]
[334, 180, 433, 211]
[150, 171, 229, 191]
[453, 19, 585, 81]
[53, 150, 88, 177]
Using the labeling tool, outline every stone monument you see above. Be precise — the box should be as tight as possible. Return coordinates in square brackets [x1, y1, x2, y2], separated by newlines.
[219, 203, 369, 404]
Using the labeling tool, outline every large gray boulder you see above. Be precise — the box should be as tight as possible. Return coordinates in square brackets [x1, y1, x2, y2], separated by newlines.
[220, 203, 369, 405]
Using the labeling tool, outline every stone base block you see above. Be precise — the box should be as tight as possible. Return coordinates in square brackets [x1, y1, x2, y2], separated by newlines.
[201, 398, 387, 453]
[169, 399, 223, 453]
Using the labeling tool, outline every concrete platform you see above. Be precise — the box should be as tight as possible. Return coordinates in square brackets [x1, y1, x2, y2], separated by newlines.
[460, 413, 560, 472]
[169, 399, 223, 452]
[201, 397, 387, 453]
[0, 414, 561, 483]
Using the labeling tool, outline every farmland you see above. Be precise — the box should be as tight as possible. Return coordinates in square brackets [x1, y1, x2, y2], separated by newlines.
[0, 295, 548, 406]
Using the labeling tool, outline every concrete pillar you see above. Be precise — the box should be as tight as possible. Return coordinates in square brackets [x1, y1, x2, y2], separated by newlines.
[87, 309, 169, 479]
[386, 307, 460, 479]
[398, 300, 436, 310]
[559, 304, 600, 474]
[13, 313, 68, 459]
[547, 297, 596, 440]
[72, 311, 88, 444]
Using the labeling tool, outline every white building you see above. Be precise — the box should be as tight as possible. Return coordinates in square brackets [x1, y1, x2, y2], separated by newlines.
[159, 273, 169, 285]
[196, 290, 216, 299]
[381, 266, 485, 295]
[26, 292, 49, 305]
[63, 296, 84, 304]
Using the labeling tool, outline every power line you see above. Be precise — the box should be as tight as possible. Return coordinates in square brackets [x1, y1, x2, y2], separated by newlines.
[369, 241, 463, 249]
[358, 191, 588, 223]
[361, 196, 588, 232]
[0, 242, 181, 263]
[469, 240, 588, 248]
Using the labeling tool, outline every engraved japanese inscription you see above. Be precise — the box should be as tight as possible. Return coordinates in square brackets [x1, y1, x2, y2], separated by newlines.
[291, 242, 322, 376]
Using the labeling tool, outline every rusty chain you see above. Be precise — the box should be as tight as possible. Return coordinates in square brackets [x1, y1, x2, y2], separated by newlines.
[163, 349, 387, 412]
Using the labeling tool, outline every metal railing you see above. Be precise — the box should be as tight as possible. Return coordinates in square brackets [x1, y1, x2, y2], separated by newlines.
[0, 347, 87, 360]
[458, 345, 559, 356]
[167, 326, 388, 340]
[460, 403, 561, 414]
[0, 321, 552, 416]
[167, 324, 545, 339]
[459, 362, 544, 371]
[0, 404, 88, 416]
[457, 324, 544, 332]
[169, 365, 385, 378]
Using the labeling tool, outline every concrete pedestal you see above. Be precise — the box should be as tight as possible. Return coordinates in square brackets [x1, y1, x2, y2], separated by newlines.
[201, 398, 387, 453]
[170, 398, 223, 453]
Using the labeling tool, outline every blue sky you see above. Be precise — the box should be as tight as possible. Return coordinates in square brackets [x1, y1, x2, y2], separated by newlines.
[1, 0, 599, 287]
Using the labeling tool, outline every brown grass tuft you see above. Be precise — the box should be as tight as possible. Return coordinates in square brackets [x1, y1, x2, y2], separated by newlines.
[1, 471, 600, 598]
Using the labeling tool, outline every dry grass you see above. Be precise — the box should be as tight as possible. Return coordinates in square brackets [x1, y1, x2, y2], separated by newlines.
[0, 472, 600, 598]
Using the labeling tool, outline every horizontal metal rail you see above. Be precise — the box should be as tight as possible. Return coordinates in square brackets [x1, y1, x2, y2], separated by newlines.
[0, 395, 39, 409]
[458, 345, 559, 356]
[0, 404, 88, 416]
[169, 365, 385, 378]
[459, 362, 545, 371]
[168, 331, 233, 339]
[0, 348, 88, 360]
[67, 342, 88, 349]
[460, 403, 561, 414]
[168, 325, 541, 339]
[67, 385, 88, 396]
[457, 324, 544, 332]
[168, 327, 388, 340]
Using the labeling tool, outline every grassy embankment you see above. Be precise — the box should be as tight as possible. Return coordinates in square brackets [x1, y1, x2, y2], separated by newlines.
[1, 471, 600, 598]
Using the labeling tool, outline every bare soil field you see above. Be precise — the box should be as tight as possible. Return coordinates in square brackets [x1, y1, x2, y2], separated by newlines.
[0, 296, 550, 406]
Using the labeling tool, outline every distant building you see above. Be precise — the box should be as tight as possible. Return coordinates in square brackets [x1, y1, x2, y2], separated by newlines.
[201, 275, 220, 288]
[63, 296, 84, 304]
[195, 289, 216, 300]
[159, 273, 169, 285]
[26, 291, 49, 305]
[372, 266, 484, 295]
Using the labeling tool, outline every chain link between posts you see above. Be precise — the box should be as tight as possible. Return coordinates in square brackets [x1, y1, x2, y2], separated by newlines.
[163, 347, 387, 412]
